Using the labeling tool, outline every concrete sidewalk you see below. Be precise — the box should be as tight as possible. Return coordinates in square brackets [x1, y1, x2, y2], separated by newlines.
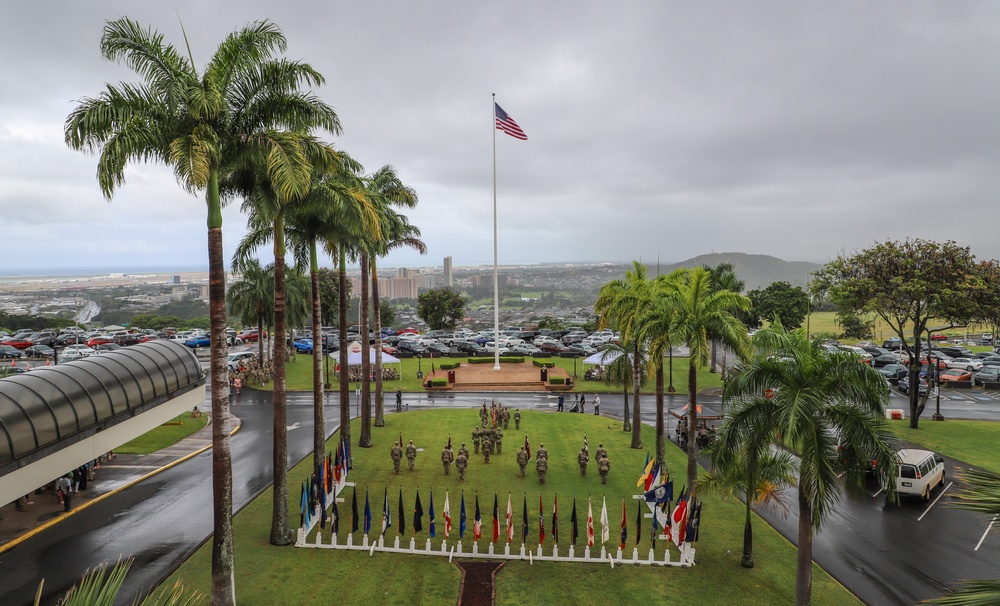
[0, 413, 241, 551]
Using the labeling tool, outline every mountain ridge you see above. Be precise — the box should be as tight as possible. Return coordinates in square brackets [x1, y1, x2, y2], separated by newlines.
[646, 252, 822, 291]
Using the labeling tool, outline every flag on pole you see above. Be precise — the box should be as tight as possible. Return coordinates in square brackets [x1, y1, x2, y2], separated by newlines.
[636, 453, 653, 488]
[525, 434, 531, 460]
[685, 498, 702, 544]
[474, 495, 483, 541]
[522, 494, 529, 544]
[460, 493, 467, 538]
[331, 499, 339, 535]
[333, 445, 341, 484]
[506, 494, 514, 543]
[569, 497, 580, 545]
[351, 487, 359, 533]
[381, 488, 392, 536]
[413, 490, 424, 534]
[620, 499, 627, 550]
[398, 489, 405, 536]
[495, 102, 528, 140]
[671, 486, 688, 547]
[552, 495, 559, 545]
[319, 473, 328, 529]
[492, 494, 500, 542]
[635, 499, 642, 546]
[600, 497, 610, 545]
[538, 494, 545, 546]
[429, 490, 437, 539]
[299, 482, 307, 528]
[443, 492, 452, 539]
[644, 462, 659, 492]
[342, 437, 352, 471]
[363, 490, 372, 536]
[643, 480, 674, 504]
[586, 498, 595, 547]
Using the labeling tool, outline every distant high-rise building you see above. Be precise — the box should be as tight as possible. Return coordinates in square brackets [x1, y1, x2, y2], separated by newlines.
[397, 267, 415, 279]
[379, 277, 418, 300]
[443, 256, 453, 287]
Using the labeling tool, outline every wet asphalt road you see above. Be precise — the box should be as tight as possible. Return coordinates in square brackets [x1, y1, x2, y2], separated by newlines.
[1, 386, 998, 605]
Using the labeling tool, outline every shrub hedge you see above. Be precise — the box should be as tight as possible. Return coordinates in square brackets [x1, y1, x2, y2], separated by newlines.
[468, 357, 526, 364]
[532, 360, 556, 368]
[549, 377, 565, 385]
[439, 362, 461, 370]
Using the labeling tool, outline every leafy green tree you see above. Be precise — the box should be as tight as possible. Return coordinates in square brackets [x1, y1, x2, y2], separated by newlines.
[317, 267, 349, 326]
[747, 281, 811, 329]
[598, 341, 648, 433]
[154, 298, 209, 320]
[813, 239, 983, 428]
[227, 260, 274, 363]
[700, 436, 796, 569]
[662, 266, 750, 493]
[705, 263, 746, 373]
[417, 288, 465, 330]
[834, 310, 873, 340]
[36, 557, 203, 606]
[65, 17, 339, 596]
[724, 325, 898, 605]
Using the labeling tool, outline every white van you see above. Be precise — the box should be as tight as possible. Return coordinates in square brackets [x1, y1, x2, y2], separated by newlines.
[894, 449, 945, 500]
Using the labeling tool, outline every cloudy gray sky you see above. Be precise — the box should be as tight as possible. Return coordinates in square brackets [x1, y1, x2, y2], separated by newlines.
[2, 1, 998, 273]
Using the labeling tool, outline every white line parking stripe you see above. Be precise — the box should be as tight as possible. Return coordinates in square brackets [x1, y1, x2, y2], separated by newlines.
[871, 487, 884, 498]
[975, 515, 998, 551]
[918, 481, 953, 521]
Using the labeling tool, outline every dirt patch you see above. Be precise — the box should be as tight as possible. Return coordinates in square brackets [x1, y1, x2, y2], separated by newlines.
[456, 560, 504, 606]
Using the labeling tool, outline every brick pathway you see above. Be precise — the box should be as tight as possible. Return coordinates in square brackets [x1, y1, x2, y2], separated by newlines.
[427, 362, 572, 392]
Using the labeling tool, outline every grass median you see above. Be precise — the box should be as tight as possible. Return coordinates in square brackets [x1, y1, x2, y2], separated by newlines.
[115, 412, 208, 455]
[889, 418, 1000, 473]
[168, 409, 855, 605]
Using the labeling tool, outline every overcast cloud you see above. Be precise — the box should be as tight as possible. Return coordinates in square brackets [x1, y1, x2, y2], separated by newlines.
[2, 1, 999, 272]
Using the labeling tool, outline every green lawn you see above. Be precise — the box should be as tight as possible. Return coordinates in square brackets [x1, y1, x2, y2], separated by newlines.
[889, 419, 1000, 474]
[265, 354, 725, 395]
[115, 412, 208, 455]
[168, 410, 856, 606]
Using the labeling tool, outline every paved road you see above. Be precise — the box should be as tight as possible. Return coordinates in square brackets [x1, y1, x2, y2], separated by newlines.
[2, 385, 998, 605]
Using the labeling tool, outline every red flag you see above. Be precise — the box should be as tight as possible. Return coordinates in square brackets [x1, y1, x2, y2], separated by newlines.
[506, 494, 514, 543]
[493, 495, 500, 542]
[538, 494, 546, 545]
[671, 489, 689, 547]
[586, 498, 595, 547]
[620, 499, 627, 551]
[474, 496, 482, 541]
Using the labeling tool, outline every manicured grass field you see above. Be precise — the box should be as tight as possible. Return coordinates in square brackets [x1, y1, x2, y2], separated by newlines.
[115, 412, 208, 455]
[889, 419, 1000, 474]
[168, 410, 856, 606]
[266, 354, 725, 395]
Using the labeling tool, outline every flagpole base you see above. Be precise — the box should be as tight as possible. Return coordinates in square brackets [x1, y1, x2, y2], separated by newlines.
[425, 538, 432, 551]
[600, 547, 606, 560]
[409, 537, 415, 551]
[536, 545, 543, 558]
[568, 545, 575, 559]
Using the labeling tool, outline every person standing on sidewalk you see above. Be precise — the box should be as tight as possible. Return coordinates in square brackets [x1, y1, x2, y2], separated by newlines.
[56, 474, 73, 511]
[593, 395, 600, 415]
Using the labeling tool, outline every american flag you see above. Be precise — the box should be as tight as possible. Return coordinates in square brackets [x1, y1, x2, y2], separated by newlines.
[495, 103, 528, 140]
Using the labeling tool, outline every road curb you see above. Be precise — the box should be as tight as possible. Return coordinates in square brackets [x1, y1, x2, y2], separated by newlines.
[0, 419, 242, 555]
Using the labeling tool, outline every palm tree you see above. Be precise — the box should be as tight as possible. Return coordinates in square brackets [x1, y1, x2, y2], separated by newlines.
[595, 261, 654, 449]
[358, 252, 373, 447]
[662, 266, 751, 494]
[599, 340, 648, 433]
[65, 19, 338, 601]
[724, 325, 898, 606]
[227, 260, 274, 363]
[704, 263, 745, 373]
[701, 413, 796, 568]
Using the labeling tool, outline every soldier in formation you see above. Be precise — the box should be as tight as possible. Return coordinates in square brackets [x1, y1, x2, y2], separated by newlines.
[472, 426, 481, 454]
[598, 453, 610, 484]
[458, 442, 470, 460]
[481, 434, 493, 463]
[456, 450, 468, 481]
[390, 442, 403, 474]
[502, 407, 510, 429]
[536, 452, 548, 484]
[494, 428, 503, 455]
[578, 446, 589, 477]
[516, 445, 529, 477]
[595, 443, 608, 462]
[406, 440, 417, 471]
[514, 409, 521, 429]
[536, 442, 548, 464]
[441, 444, 454, 475]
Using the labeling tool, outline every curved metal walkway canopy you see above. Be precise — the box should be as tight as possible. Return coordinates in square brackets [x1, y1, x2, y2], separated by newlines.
[0, 341, 206, 504]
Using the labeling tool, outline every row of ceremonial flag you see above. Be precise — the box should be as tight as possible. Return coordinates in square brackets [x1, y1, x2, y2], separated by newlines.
[300, 438, 351, 531]
[635, 453, 703, 547]
[304, 485, 701, 551]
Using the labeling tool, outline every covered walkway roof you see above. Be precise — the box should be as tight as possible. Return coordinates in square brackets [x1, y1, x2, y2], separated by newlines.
[0, 341, 203, 472]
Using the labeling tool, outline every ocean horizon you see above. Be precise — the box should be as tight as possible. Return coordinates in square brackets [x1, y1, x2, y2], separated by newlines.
[0, 265, 210, 279]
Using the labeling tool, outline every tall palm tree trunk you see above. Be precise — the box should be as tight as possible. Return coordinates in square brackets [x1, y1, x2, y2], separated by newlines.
[359, 254, 372, 447]
[686, 362, 699, 494]
[742, 464, 755, 568]
[796, 490, 814, 606]
[338, 248, 351, 447]
[655, 365, 665, 469]
[631, 343, 642, 448]
[269, 213, 291, 546]
[622, 382, 630, 432]
[710, 341, 718, 373]
[310, 240, 324, 470]
[668, 348, 675, 393]
[208, 198, 235, 604]
[257, 313, 264, 363]
[372, 257, 385, 427]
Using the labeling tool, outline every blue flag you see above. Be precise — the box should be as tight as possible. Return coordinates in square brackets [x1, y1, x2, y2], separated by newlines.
[460, 493, 467, 538]
[299, 482, 307, 528]
[382, 488, 392, 536]
[643, 480, 674, 504]
[429, 490, 436, 538]
[364, 490, 372, 535]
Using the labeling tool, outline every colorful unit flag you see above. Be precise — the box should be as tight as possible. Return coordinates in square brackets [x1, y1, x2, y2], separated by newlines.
[381, 488, 392, 536]
[522, 495, 529, 544]
[635, 499, 642, 546]
[495, 102, 528, 140]
[413, 490, 424, 533]
[460, 493, 467, 538]
[686, 498, 702, 544]
[331, 499, 339, 535]
[398, 489, 405, 536]
[506, 494, 514, 543]
[552, 494, 559, 545]
[474, 495, 483, 541]
[600, 496, 610, 545]
[671, 487, 688, 547]
[351, 487, 359, 533]
[492, 494, 500, 542]
[571, 497, 578, 545]
[620, 499, 627, 550]
[644, 480, 673, 504]
[363, 490, 372, 536]
[586, 498, 595, 547]
[429, 490, 436, 539]
[636, 453, 653, 488]
[538, 494, 546, 545]
[443, 492, 452, 539]
[299, 482, 307, 528]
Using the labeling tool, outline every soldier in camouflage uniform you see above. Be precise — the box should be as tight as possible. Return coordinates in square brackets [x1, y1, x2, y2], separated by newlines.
[598, 453, 610, 484]
[535, 443, 548, 464]
[536, 453, 548, 484]
[514, 409, 521, 430]
[578, 447, 589, 477]
[595, 443, 608, 462]
[481, 434, 493, 463]
[516, 445, 529, 477]
[390, 442, 403, 474]
[441, 445, 454, 475]
[406, 440, 417, 471]
[458, 442, 469, 460]
[494, 428, 503, 455]
[502, 407, 510, 429]
[456, 450, 468, 481]
[472, 426, 481, 454]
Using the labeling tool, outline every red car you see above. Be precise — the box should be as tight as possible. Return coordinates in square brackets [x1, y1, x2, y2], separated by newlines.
[381, 344, 398, 355]
[86, 335, 113, 347]
[939, 369, 972, 383]
[930, 334, 949, 341]
[2, 337, 33, 349]
[397, 327, 419, 335]
[237, 330, 266, 343]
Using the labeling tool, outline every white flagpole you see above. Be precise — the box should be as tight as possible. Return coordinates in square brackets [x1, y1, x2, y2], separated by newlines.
[492, 93, 501, 371]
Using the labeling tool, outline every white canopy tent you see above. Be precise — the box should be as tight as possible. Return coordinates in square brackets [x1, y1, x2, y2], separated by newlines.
[582, 351, 625, 366]
[345, 349, 401, 366]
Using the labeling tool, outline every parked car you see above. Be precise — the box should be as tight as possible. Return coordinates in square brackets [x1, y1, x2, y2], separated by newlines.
[29, 334, 56, 347]
[483, 342, 510, 355]
[93, 343, 123, 353]
[293, 338, 314, 354]
[455, 342, 488, 356]
[871, 354, 898, 368]
[930, 333, 949, 341]
[184, 335, 211, 348]
[425, 342, 451, 355]
[397, 340, 427, 355]
[24, 345, 55, 359]
[380, 343, 399, 355]
[55, 333, 86, 346]
[510, 343, 543, 356]
[227, 351, 257, 370]
[63, 344, 97, 357]
[898, 375, 928, 396]
[112, 333, 141, 346]
[237, 330, 265, 343]
[945, 357, 983, 372]
[882, 337, 903, 349]
[982, 333, 994, 344]
[974, 366, 1000, 386]
[2, 337, 34, 349]
[878, 364, 909, 381]
[939, 369, 973, 383]
[566, 344, 597, 356]
[538, 342, 568, 354]
[86, 335, 113, 347]
[0, 345, 23, 359]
